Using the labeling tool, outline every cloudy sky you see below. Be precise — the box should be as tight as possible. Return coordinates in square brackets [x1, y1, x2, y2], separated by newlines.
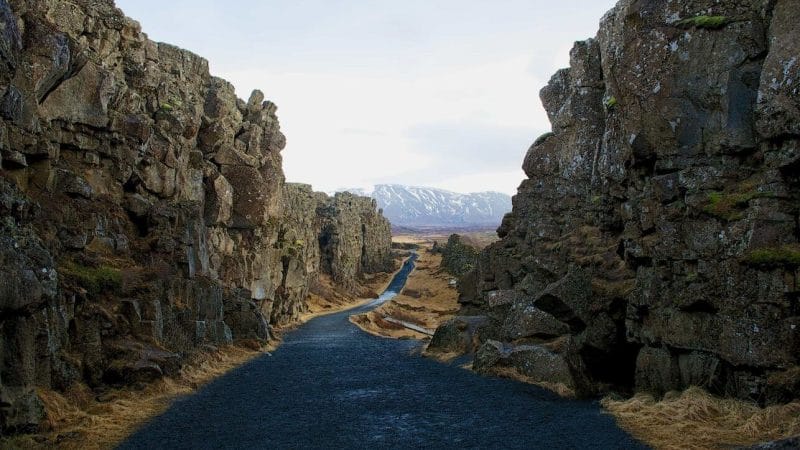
[116, 0, 616, 195]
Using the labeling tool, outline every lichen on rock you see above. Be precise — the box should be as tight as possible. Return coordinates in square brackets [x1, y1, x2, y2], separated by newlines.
[438, 0, 800, 404]
[0, 0, 393, 434]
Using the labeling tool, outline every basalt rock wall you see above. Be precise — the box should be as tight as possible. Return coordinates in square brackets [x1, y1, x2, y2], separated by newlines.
[0, 0, 392, 434]
[440, 0, 800, 403]
[276, 185, 394, 325]
[317, 191, 394, 293]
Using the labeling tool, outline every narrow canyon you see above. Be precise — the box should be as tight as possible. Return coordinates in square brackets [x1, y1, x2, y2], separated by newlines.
[0, 0, 394, 436]
[1, 0, 799, 449]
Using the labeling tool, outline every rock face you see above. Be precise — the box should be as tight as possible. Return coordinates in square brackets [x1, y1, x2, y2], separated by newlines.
[443, 0, 800, 403]
[317, 192, 394, 292]
[0, 0, 392, 434]
[433, 234, 480, 277]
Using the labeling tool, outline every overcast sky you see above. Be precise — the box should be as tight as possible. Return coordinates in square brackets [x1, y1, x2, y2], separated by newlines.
[115, 0, 616, 195]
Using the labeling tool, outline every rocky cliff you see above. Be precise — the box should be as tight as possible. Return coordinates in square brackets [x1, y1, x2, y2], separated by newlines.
[0, 0, 392, 434]
[432, 234, 480, 277]
[318, 192, 394, 293]
[278, 185, 394, 323]
[432, 0, 800, 403]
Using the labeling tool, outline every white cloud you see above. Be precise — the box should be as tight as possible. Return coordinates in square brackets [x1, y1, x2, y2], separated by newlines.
[219, 55, 547, 194]
[428, 169, 528, 195]
[118, 0, 617, 195]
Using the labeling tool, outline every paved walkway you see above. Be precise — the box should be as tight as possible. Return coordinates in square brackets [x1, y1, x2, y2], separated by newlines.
[120, 255, 647, 449]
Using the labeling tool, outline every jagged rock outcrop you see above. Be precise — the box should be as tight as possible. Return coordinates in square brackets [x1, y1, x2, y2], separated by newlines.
[432, 234, 479, 277]
[434, 0, 800, 403]
[270, 183, 326, 326]
[317, 192, 394, 292]
[272, 185, 394, 325]
[0, 0, 392, 434]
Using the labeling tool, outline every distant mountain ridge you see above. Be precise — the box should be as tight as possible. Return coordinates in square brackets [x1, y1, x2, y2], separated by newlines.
[338, 184, 512, 229]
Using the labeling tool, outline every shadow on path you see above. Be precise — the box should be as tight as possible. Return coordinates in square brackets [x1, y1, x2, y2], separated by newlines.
[120, 253, 647, 449]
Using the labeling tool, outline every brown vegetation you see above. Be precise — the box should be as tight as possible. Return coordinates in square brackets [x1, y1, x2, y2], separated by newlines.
[489, 367, 576, 398]
[601, 387, 800, 449]
[392, 231, 498, 250]
[422, 350, 467, 364]
[350, 246, 459, 339]
[1, 344, 265, 450]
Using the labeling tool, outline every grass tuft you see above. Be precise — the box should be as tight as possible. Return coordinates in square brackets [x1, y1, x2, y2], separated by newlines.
[490, 366, 576, 398]
[702, 189, 774, 221]
[602, 387, 800, 449]
[59, 262, 122, 296]
[677, 15, 728, 29]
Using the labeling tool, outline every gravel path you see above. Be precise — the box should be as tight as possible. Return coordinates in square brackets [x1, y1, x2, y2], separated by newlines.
[119, 254, 647, 449]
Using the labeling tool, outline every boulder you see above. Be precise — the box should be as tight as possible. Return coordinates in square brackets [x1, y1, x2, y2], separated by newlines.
[501, 302, 569, 341]
[474, 338, 592, 395]
[427, 316, 489, 355]
[0, 387, 45, 433]
[103, 339, 182, 385]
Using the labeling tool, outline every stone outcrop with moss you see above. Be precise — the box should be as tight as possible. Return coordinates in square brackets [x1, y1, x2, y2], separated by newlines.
[317, 192, 394, 293]
[274, 185, 394, 325]
[0, 0, 391, 434]
[434, 234, 479, 277]
[432, 0, 800, 403]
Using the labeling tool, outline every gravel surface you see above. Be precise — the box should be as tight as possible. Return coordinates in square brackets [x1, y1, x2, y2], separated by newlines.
[119, 255, 647, 449]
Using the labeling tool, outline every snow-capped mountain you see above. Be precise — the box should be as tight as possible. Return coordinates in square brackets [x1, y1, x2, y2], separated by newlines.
[340, 184, 512, 229]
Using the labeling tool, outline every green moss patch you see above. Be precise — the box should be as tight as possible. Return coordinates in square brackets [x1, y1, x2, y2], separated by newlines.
[287, 239, 306, 257]
[60, 261, 122, 295]
[743, 245, 800, 268]
[676, 15, 728, 29]
[702, 189, 774, 221]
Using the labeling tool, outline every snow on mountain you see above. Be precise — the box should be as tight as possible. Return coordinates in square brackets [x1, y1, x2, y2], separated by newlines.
[340, 184, 512, 228]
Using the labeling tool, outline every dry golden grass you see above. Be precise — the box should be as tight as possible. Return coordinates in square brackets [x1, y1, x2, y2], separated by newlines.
[393, 231, 498, 250]
[601, 387, 800, 449]
[488, 366, 576, 398]
[392, 234, 434, 245]
[287, 269, 395, 328]
[2, 345, 265, 450]
[422, 350, 465, 363]
[350, 247, 459, 339]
